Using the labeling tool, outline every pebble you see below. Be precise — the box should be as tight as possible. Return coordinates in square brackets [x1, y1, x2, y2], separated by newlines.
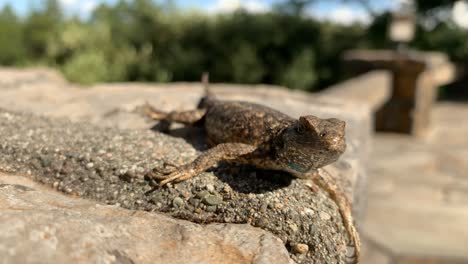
[222, 185, 232, 193]
[309, 224, 317, 235]
[202, 194, 223, 206]
[319, 211, 331, 220]
[304, 208, 315, 216]
[292, 243, 309, 254]
[289, 223, 298, 233]
[86, 162, 94, 169]
[188, 197, 200, 207]
[206, 205, 217, 212]
[274, 203, 284, 210]
[172, 197, 184, 208]
[40, 157, 52, 167]
[206, 184, 215, 192]
[196, 190, 210, 199]
[256, 217, 269, 226]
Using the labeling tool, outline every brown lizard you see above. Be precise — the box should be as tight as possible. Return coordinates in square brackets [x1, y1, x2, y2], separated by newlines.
[140, 91, 360, 263]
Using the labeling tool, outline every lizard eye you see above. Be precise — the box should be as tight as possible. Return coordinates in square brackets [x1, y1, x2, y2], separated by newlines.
[320, 132, 327, 137]
[296, 124, 305, 134]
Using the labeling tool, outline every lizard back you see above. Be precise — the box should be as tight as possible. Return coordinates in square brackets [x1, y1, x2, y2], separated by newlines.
[203, 99, 294, 146]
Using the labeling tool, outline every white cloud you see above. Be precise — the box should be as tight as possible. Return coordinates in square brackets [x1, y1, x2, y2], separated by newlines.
[207, 0, 269, 14]
[59, 0, 99, 18]
[59, 0, 78, 7]
[81, 0, 98, 13]
[453, 0, 468, 29]
[243, 0, 268, 13]
[311, 6, 371, 25]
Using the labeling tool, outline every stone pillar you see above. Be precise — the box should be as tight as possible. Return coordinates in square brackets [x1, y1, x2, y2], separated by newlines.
[375, 58, 426, 135]
[343, 50, 455, 137]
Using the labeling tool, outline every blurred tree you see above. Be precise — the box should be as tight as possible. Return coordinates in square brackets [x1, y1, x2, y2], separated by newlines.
[0, 0, 463, 89]
[281, 48, 316, 89]
[0, 5, 25, 65]
[63, 50, 108, 84]
[415, 0, 457, 12]
[414, 21, 468, 61]
[230, 43, 265, 83]
[23, 0, 62, 62]
[274, 0, 314, 16]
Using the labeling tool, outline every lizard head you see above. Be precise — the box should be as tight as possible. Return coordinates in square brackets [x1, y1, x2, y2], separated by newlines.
[275, 115, 346, 176]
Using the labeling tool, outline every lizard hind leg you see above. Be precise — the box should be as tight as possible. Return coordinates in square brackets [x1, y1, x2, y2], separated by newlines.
[137, 102, 207, 125]
[311, 169, 361, 264]
[147, 160, 180, 180]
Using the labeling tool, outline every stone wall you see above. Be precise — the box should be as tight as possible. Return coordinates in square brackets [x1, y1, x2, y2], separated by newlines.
[0, 68, 374, 264]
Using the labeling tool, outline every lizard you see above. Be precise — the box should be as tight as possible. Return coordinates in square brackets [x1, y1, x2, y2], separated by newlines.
[139, 90, 361, 263]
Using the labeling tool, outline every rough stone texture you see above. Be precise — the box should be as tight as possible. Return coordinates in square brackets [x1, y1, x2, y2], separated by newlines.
[0, 173, 291, 264]
[361, 102, 468, 263]
[0, 68, 371, 218]
[0, 103, 352, 264]
[0, 68, 371, 263]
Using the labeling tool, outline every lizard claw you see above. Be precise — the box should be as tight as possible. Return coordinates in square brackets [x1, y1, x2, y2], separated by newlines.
[146, 161, 199, 186]
[154, 161, 179, 174]
[159, 169, 197, 186]
[345, 245, 358, 264]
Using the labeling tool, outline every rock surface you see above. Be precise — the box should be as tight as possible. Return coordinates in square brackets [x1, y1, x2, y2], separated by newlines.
[0, 174, 291, 264]
[0, 108, 351, 263]
[0, 69, 371, 218]
[0, 68, 371, 263]
[362, 102, 468, 264]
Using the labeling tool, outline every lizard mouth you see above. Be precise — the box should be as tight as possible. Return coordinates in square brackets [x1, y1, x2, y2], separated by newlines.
[326, 136, 346, 153]
[287, 162, 311, 173]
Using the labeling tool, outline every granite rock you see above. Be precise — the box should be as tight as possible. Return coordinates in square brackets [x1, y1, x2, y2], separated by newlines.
[0, 68, 371, 263]
[0, 174, 291, 264]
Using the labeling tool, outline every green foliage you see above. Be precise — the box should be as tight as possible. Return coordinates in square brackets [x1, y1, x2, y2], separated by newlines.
[273, 0, 314, 16]
[281, 49, 316, 89]
[414, 22, 468, 61]
[0, 5, 25, 65]
[415, 0, 457, 13]
[63, 50, 108, 84]
[23, 0, 62, 61]
[0, 0, 368, 90]
[0, 0, 465, 90]
[230, 44, 265, 83]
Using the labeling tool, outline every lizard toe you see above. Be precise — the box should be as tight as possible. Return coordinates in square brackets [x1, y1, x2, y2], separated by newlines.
[159, 168, 199, 186]
[159, 172, 185, 186]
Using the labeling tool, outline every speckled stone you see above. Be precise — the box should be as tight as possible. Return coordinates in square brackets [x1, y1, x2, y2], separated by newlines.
[0, 174, 291, 264]
[0, 70, 371, 264]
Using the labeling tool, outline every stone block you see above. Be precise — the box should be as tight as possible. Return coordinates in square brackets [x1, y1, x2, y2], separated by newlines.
[0, 174, 291, 264]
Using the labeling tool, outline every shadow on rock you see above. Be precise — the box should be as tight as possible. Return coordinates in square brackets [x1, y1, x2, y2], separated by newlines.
[151, 123, 208, 151]
[211, 164, 293, 194]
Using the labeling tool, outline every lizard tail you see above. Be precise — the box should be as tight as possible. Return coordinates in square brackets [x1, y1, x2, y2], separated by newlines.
[313, 169, 361, 264]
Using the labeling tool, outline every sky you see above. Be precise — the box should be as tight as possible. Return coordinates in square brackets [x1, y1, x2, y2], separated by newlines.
[0, 0, 398, 25]
[1, 0, 467, 28]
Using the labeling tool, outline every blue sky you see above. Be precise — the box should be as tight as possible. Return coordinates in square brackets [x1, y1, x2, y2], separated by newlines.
[0, 0, 397, 24]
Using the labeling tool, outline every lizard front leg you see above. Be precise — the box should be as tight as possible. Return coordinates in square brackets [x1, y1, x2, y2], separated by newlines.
[138, 103, 207, 125]
[309, 169, 361, 264]
[150, 143, 257, 186]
